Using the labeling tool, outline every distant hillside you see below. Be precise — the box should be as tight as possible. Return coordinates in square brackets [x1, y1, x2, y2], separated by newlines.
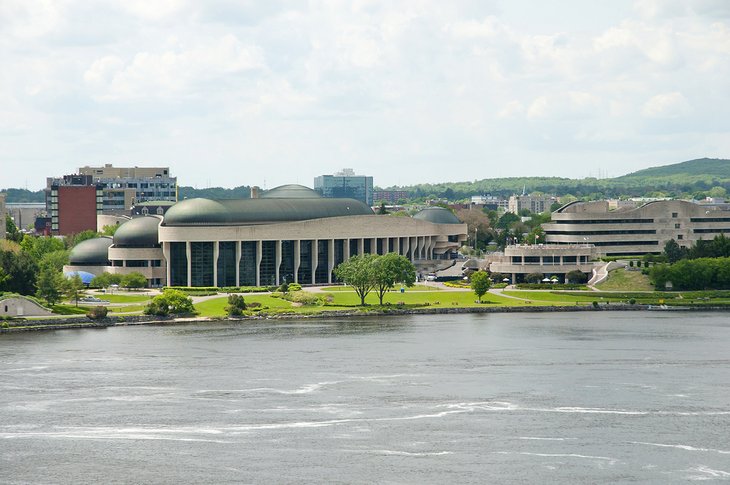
[178, 185, 252, 200]
[617, 158, 730, 180]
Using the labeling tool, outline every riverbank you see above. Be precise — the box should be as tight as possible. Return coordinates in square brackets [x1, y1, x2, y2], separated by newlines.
[2, 303, 725, 333]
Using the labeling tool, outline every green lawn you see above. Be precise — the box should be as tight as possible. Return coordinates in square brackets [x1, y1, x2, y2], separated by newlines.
[596, 268, 655, 291]
[322, 284, 441, 292]
[91, 293, 154, 303]
[502, 290, 598, 303]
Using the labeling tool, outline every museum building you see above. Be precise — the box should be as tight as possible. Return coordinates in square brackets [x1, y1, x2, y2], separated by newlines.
[65, 185, 467, 287]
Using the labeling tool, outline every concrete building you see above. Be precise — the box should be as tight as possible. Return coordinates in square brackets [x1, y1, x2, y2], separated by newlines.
[508, 194, 557, 214]
[314, 169, 373, 205]
[63, 184, 467, 288]
[373, 190, 409, 204]
[5, 202, 46, 233]
[489, 244, 597, 283]
[79, 164, 177, 211]
[544, 199, 730, 257]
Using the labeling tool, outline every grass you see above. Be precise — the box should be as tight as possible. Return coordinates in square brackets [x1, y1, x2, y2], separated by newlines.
[502, 291, 598, 303]
[89, 294, 154, 303]
[596, 268, 655, 291]
[322, 284, 440, 292]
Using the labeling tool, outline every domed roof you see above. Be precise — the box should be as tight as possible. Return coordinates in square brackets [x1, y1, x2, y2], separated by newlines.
[261, 184, 321, 199]
[163, 197, 373, 225]
[413, 207, 461, 224]
[113, 216, 161, 247]
[68, 237, 112, 265]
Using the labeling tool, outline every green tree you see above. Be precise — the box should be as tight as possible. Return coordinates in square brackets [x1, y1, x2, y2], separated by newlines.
[40, 249, 70, 272]
[144, 289, 195, 316]
[0, 249, 38, 294]
[64, 230, 100, 249]
[101, 224, 121, 236]
[377, 202, 389, 215]
[372, 253, 416, 305]
[121, 272, 147, 289]
[470, 271, 491, 302]
[225, 294, 247, 316]
[91, 272, 123, 289]
[36, 262, 65, 305]
[497, 212, 520, 230]
[333, 254, 378, 305]
[64, 273, 85, 307]
[565, 270, 588, 284]
[525, 272, 544, 284]
[21, 235, 65, 261]
[663, 239, 687, 263]
[5, 215, 23, 243]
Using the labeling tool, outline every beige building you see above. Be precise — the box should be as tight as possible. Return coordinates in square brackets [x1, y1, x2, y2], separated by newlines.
[508, 194, 557, 214]
[544, 199, 730, 257]
[64, 185, 467, 288]
[489, 244, 597, 283]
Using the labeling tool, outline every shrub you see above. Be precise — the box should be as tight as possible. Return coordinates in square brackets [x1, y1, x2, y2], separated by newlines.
[144, 289, 195, 316]
[86, 306, 108, 320]
[279, 282, 289, 293]
[525, 272, 544, 284]
[288, 283, 302, 291]
[629, 298, 636, 305]
[592, 301, 599, 308]
[225, 294, 246, 316]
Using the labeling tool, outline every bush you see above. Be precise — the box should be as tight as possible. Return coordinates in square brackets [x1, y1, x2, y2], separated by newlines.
[592, 301, 599, 308]
[279, 282, 289, 293]
[144, 289, 195, 316]
[629, 298, 636, 305]
[86, 306, 108, 320]
[225, 294, 247, 316]
[525, 272, 544, 284]
[288, 283, 302, 291]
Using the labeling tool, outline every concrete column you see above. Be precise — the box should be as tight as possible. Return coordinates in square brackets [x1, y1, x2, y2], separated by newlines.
[403, 237, 410, 260]
[255, 240, 262, 287]
[370, 238, 377, 255]
[410, 237, 417, 260]
[294, 240, 301, 283]
[162, 242, 171, 287]
[328, 239, 335, 284]
[417, 237, 425, 259]
[213, 241, 219, 287]
[275, 240, 282, 286]
[185, 241, 192, 287]
[357, 238, 364, 256]
[235, 241, 241, 286]
[344, 238, 351, 261]
[311, 239, 318, 284]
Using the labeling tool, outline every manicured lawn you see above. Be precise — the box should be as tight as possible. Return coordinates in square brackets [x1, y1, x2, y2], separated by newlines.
[322, 284, 441, 292]
[502, 290, 598, 303]
[195, 294, 298, 317]
[107, 305, 147, 314]
[596, 268, 654, 291]
[92, 293, 154, 303]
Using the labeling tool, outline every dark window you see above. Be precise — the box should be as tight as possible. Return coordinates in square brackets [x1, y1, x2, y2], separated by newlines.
[125, 260, 149, 267]
[350, 239, 359, 257]
[672, 212, 678, 218]
[298, 240, 312, 284]
[363, 238, 372, 254]
[259, 241, 277, 286]
[217, 241, 237, 287]
[675, 223, 681, 229]
[677, 235, 683, 240]
[563, 256, 577, 263]
[280, 240, 295, 285]
[190, 242, 214, 287]
[332, 239, 344, 282]
[240, 241, 257, 286]
[151, 260, 161, 267]
[315, 240, 329, 284]
[170, 242, 187, 286]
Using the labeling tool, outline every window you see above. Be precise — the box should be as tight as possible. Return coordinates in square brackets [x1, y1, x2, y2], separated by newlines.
[677, 235, 683, 240]
[190, 242, 214, 287]
[672, 212, 678, 218]
[675, 223, 681, 229]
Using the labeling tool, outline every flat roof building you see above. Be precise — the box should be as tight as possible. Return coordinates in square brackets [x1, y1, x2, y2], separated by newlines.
[544, 199, 730, 257]
[314, 169, 373, 205]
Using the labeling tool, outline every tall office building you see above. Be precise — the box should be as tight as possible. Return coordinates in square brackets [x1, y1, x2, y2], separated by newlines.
[314, 168, 373, 205]
[46, 175, 103, 235]
[78, 164, 177, 210]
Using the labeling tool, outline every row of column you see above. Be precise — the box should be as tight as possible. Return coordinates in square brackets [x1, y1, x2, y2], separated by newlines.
[165, 236, 439, 287]
[512, 255, 589, 265]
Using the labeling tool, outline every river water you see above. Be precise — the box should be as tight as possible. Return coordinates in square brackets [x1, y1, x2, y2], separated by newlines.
[1, 312, 729, 484]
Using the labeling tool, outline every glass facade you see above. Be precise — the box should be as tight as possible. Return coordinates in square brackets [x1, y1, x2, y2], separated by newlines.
[217, 242, 237, 287]
[363, 238, 371, 254]
[170, 242, 187, 287]
[280, 240, 295, 285]
[315, 240, 329, 284]
[240, 242, 257, 286]
[191, 242, 214, 287]
[349, 239, 359, 257]
[332, 239, 344, 282]
[260, 241, 277, 286]
[298, 240, 312, 284]
[313, 173, 373, 205]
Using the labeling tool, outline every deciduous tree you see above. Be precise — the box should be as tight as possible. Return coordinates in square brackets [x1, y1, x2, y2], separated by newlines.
[333, 254, 378, 305]
[372, 253, 416, 305]
[470, 271, 491, 302]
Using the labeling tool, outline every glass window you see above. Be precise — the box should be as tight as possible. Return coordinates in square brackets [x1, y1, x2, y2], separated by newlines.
[280, 241, 295, 285]
[170, 242, 187, 286]
[190, 242, 214, 287]
[298, 240, 312, 284]
[217, 242, 237, 287]
[315, 240, 329, 284]
[239, 241, 257, 286]
[259, 241, 277, 286]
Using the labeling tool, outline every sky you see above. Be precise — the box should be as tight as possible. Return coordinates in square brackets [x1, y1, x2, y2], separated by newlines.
[1, 0, 729, 191]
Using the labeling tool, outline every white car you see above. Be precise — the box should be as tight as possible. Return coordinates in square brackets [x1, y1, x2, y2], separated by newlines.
[426, 274, 437, 281]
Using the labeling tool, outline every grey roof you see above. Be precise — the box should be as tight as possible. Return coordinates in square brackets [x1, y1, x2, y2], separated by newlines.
[163, 197, 374, 225]
[68, 237, 113, 265]
[113, 216, 161, 247]
[413, 207, 461, 224]
[133, 200, 176, 207]
[261, 184, 321, 199]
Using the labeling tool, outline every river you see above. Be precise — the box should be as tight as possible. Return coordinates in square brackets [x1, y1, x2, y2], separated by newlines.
[1, 312, 729, 484]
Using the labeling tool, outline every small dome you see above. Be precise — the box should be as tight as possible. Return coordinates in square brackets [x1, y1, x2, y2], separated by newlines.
[68, 237, 113, 265]
[113, 216, 161, 247]
[262, 184, 321, 199]
[413, 207, 461, 224]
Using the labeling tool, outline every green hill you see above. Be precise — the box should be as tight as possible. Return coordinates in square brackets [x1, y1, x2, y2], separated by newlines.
[617, 158, 730, 180]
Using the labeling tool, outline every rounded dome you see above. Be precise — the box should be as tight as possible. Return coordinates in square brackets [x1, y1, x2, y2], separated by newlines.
[163, 198, 373, 225]
[413, 207, 461, 224]
[262, 184, 321, 199]
[163, 198, 231, 225]
[113, 216, 161, 247]
[68, 237, 113, 265]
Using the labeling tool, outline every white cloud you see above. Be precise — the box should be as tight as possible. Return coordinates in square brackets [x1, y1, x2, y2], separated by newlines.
[642, 92, 691, 118]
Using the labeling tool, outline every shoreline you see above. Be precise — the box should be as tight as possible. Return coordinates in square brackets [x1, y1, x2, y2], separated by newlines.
[2, 303, 727, 333]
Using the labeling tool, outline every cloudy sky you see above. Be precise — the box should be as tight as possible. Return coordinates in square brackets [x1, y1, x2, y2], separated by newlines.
[1, 0, 729, 190]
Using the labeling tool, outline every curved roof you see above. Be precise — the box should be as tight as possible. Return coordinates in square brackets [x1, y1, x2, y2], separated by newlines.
[113, 216, 161, 247]
[413, 207, 461, 224]
[68, 237, 112, 265]
[163, 197, 374, 225]
[261, 184, 321, 199]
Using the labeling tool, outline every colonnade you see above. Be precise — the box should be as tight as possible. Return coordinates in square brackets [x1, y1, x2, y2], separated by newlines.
[163, 235, 441, 287]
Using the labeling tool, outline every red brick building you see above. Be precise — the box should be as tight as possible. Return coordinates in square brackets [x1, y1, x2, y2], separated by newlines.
[48, 178, 102, 235]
